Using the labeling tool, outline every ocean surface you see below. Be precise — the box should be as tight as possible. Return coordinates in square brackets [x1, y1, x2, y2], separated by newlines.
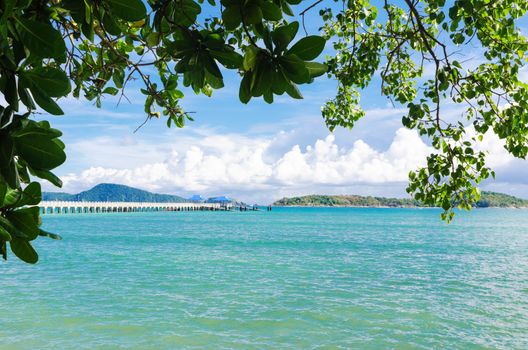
[1, 207, 528, 349]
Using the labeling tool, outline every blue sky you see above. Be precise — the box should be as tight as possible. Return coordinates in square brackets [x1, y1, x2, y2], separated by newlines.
[39, 2, 528, 203]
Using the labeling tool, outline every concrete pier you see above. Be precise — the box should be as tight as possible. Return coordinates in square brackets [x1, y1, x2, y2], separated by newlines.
[40, 201, 223, 214]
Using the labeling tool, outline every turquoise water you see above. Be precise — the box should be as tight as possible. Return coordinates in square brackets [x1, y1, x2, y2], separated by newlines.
[2, 208, 528, 349]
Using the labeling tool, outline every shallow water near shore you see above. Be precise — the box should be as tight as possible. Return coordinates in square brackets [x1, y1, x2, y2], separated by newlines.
[2, 207, 528, 349]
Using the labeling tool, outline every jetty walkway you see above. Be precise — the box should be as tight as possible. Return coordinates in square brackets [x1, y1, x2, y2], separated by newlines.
[40, 201, 224, 214]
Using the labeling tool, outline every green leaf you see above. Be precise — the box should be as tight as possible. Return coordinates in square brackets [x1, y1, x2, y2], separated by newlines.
[112, 70, 125, 88]
[271, 69, 289, 95]
[81, 20, 94, 42]
[28, 84, 64, 115]
[0, 181, 6, 208]
[263, 90, 273, 103]
[209, 50, 243, 69]
[203, 54, 223, 79]
[260, 1, 282, 21]
[203, 33, 225, 50]
[250, 60, 273, 96]
[61, 0, 86, 25]
[14, 135, 66, 170]
[146, 32, 160, 47]
[53, 138, 65, 150]
[255, 23, 273, 50]
[6, 208, 40, 241]
[279, 54, 310, 84]
[28, 168, 63, 188]
[107, 0, 147, 22]
[272, 22, 299, 52]
[17, 162, 30, 184]
[2, 188, 21, 208]
[0, 133, 13, 168]
[12, 120, 62, 139]
[169, 0, 201, 26]
[10, 237, 38, 264]
[175, 55, 192, 73]
[0, 216, 21, 236]
[20, 182, 41, 206]
[102, 13, 122, 36]
[222, 6, 242, 30]
[15, 17, 66, 61]
[4, 74, 19, 111]
[0, 0, 16, 25]
[23, 67, 71, 98]
[18, 86, 35, 110]
[305, 62, 328, 78]
[239, 73, 252, 104]
[243, 47, 260, 71]
[38, 229, 62, 240]
[0, 135, 18, 188]
[281, 1, 294, 16]
[285, 80, 303, 99]
[205, 70, 224, 89]
[103, 87, 119, 96]
[244, 4, 263, 24]
[0, 226, 11, 241]
[287, 35, 326, 61]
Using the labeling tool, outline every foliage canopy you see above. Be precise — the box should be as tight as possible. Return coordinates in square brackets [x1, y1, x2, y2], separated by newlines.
[0, 0, 527, 263]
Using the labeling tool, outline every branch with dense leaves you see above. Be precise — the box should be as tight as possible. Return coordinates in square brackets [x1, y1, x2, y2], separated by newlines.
[0, 0, 327, 263]
[321, 0, 527, 222]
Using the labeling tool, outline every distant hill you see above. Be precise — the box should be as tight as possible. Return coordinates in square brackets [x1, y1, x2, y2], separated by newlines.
[273, 191, 528, 208]
[43, 183, 187, 203]
[474, 191, 528, 208]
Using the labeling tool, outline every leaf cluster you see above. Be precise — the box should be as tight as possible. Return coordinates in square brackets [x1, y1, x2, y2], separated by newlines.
[321, 0, 528, 221]
[239, 22, 327, 103]
[0, 0, 328, 263]
[0, 110, 65, 262]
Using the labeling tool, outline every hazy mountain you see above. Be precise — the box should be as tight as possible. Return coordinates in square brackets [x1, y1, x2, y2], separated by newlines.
[43, 183, 187, 203]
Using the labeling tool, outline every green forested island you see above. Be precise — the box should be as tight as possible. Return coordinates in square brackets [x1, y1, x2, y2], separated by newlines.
[43, 183, 187, 203]
[273, 192, 528, 208]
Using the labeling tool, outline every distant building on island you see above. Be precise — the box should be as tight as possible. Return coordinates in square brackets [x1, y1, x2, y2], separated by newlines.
[189, 194, 205, 203]
[207, 196, 232, 204]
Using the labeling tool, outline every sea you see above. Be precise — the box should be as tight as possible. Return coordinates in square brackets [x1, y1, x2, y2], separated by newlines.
[1, 207, 528, 349]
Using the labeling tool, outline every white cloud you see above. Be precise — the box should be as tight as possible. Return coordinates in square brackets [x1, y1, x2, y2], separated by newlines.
[471, 129, 528, 190]
[272, 129, 431, 185]
[53, 127, 436, 203]
[36, 94, 527, 203]
[41, 111, 528, 203]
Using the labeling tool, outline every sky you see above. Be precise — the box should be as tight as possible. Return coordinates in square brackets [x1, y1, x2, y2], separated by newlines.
[38, 3, 528, 204]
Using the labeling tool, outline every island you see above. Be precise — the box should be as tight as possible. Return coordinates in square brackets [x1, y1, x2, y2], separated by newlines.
[43, 183, 189, 203]
[273, 191, 528, 208]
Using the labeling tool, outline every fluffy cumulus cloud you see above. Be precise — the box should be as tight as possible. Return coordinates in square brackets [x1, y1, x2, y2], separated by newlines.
[54, 125, 526, 203]
[56, 128, 433, 203]
[273, 129, 431, 185]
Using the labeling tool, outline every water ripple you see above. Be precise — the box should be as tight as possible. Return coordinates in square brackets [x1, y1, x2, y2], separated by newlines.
[1, 208, 528, 349]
